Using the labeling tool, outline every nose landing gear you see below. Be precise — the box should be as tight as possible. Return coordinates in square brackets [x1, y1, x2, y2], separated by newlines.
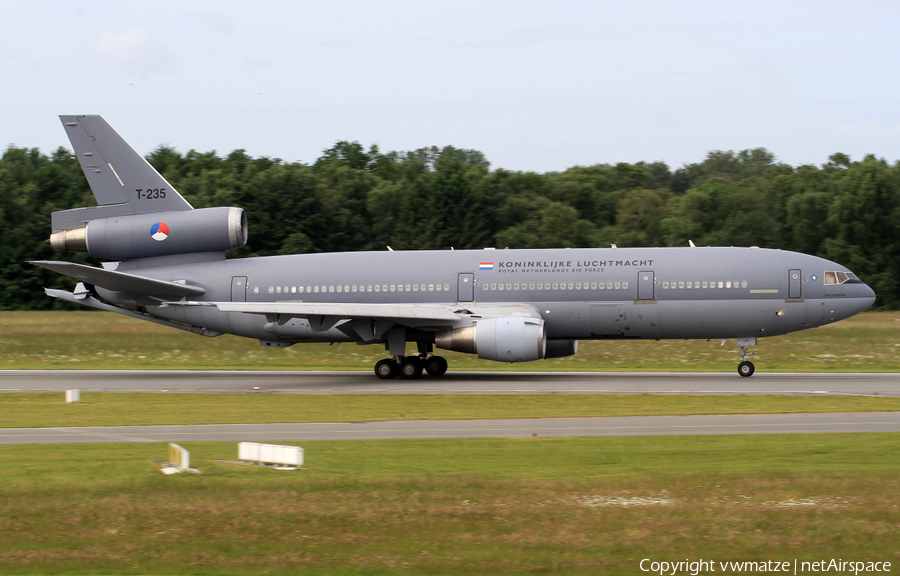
[373, 355, 448, 379]
[735, 337, 757, 377]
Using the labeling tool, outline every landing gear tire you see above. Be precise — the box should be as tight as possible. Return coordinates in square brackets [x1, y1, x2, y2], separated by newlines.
[400, 357, 424, 379]
[738, 361, 755, 377]
[375, 359, 397, 379]
[424, 355, 448, 377]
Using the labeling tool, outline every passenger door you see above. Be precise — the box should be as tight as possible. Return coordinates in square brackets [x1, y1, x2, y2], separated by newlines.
[788, 269, 802, 299]
[638, 271, 655, 300]
[231, 276, 247, 302]
[458, 273, 474, 302]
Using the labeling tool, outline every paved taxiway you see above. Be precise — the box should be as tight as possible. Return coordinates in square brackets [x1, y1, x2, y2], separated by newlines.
[2, 412, 899, 445]
[2, 370, 899, 396]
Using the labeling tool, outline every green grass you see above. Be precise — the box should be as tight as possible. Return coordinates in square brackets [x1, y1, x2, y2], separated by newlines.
[2, 310, 899, 372]
[2, 392, 900, 428]
[1, 435, 899, 575]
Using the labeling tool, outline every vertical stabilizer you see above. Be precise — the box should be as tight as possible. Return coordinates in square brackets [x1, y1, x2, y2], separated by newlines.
[53, 115, 192, 230]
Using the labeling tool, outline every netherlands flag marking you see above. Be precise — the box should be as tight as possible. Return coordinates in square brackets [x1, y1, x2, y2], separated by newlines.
[479, 262, 493, 270]
[150, 222, 169, 241]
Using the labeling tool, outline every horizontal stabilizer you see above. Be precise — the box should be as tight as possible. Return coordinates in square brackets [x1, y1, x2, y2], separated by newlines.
[30, 260, 205, 298]
[162, 301, 462, 324]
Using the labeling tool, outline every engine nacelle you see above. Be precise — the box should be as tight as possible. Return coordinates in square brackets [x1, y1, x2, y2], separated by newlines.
[545, 339, 578, 359]
[435, 317, 546, 363]
[49, 207, 247, 260]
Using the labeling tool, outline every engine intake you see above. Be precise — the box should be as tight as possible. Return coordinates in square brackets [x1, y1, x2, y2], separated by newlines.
[545, 339, 578, 358]
[48, 207, 247, 260]
[435, 317, 546, 363]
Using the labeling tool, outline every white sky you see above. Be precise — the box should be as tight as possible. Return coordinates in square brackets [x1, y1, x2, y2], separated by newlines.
[3, 0, 900, 172]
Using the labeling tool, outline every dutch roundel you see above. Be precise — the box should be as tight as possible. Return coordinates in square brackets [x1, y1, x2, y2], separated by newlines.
[150, 222, 169, 241]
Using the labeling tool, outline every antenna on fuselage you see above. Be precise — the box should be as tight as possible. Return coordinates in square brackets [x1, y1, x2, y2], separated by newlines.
[689, 240, 696, 247]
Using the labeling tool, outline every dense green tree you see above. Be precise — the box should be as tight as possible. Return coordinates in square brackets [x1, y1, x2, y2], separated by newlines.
[2, 142, 898, 309]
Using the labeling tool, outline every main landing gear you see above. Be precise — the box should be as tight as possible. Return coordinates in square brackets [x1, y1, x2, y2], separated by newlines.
[374, 355, 448, 380]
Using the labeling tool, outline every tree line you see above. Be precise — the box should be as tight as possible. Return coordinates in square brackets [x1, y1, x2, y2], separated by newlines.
[1, 142, 898, 309]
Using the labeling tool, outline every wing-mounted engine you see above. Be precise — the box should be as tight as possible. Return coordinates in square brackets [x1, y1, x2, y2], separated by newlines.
[435, 317, 547, 362]
[48, 206, 247, 260]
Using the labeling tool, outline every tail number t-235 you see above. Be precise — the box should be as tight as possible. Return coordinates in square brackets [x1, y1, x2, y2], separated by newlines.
[136, 188, 167, 200]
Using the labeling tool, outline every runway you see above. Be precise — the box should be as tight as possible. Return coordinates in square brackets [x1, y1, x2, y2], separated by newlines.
[2, 370, 899, 396]
[2, 412, 899, 444]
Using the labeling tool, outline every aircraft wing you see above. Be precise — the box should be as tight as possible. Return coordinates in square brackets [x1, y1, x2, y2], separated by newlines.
[30, 260, 206, 298]
[161, 301, 463, 324]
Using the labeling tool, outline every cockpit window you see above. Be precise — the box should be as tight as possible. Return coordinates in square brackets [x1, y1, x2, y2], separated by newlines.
[824, 271, 862, 285]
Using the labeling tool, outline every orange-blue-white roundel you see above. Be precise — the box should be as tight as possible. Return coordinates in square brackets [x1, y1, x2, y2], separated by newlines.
[150, 222, 169, 241]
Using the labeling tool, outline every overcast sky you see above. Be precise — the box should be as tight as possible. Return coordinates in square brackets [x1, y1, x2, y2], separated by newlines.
[3, 0, 899, 172]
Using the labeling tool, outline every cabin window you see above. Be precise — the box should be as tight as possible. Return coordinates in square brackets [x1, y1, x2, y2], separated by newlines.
[725, 281, 732, 288]
[559, 282, 566, 291]
[677, 281, 684, 289]
[435, 284, 441, 292]
[717, 281, 723, 288]
[701, 281, 707, 289]
[663, 281, 669, 289]
[404, 284, 410, 292]
[253, 287, 259, 294]
[428, 284, 434, 291]
[336, 285, 342, 293]
[623, 282, 629, 289]
[374, 285, 380, 292]
[390, 285, 396, 292]
[686, 281, 692, 289]
[591, 282, 597, 289]
[505, 283, 511, 290]
[351, 285, 357, 293]
[741, 281, 747, 288]
[483, 284, 489, 291]
[443, 284, 449, 291]
[614, 282, 621, 289]
[267, 286, 274, 294]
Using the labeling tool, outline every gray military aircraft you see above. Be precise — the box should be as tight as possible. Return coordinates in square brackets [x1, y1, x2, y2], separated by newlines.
[31, 115, 876, 378]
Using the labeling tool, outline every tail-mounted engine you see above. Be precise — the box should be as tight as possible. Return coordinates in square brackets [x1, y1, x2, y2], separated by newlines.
[48, 206, 247, 260]
[435, 317, 547, 363]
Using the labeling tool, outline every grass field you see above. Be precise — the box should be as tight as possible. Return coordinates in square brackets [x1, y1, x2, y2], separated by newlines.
[1, 310, 899, 372]
[1, 435, 899, 575]
[2, 392, 900, 428]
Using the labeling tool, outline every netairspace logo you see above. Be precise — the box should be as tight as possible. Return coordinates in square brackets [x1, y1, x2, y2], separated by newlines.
[639, 559, 892, 575]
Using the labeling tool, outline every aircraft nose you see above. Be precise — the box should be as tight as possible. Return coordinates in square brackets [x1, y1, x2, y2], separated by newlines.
[856, 283, 876, 312]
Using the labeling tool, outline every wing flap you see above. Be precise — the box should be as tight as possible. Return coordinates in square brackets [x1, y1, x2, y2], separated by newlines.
[30, 260, 206, 298]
